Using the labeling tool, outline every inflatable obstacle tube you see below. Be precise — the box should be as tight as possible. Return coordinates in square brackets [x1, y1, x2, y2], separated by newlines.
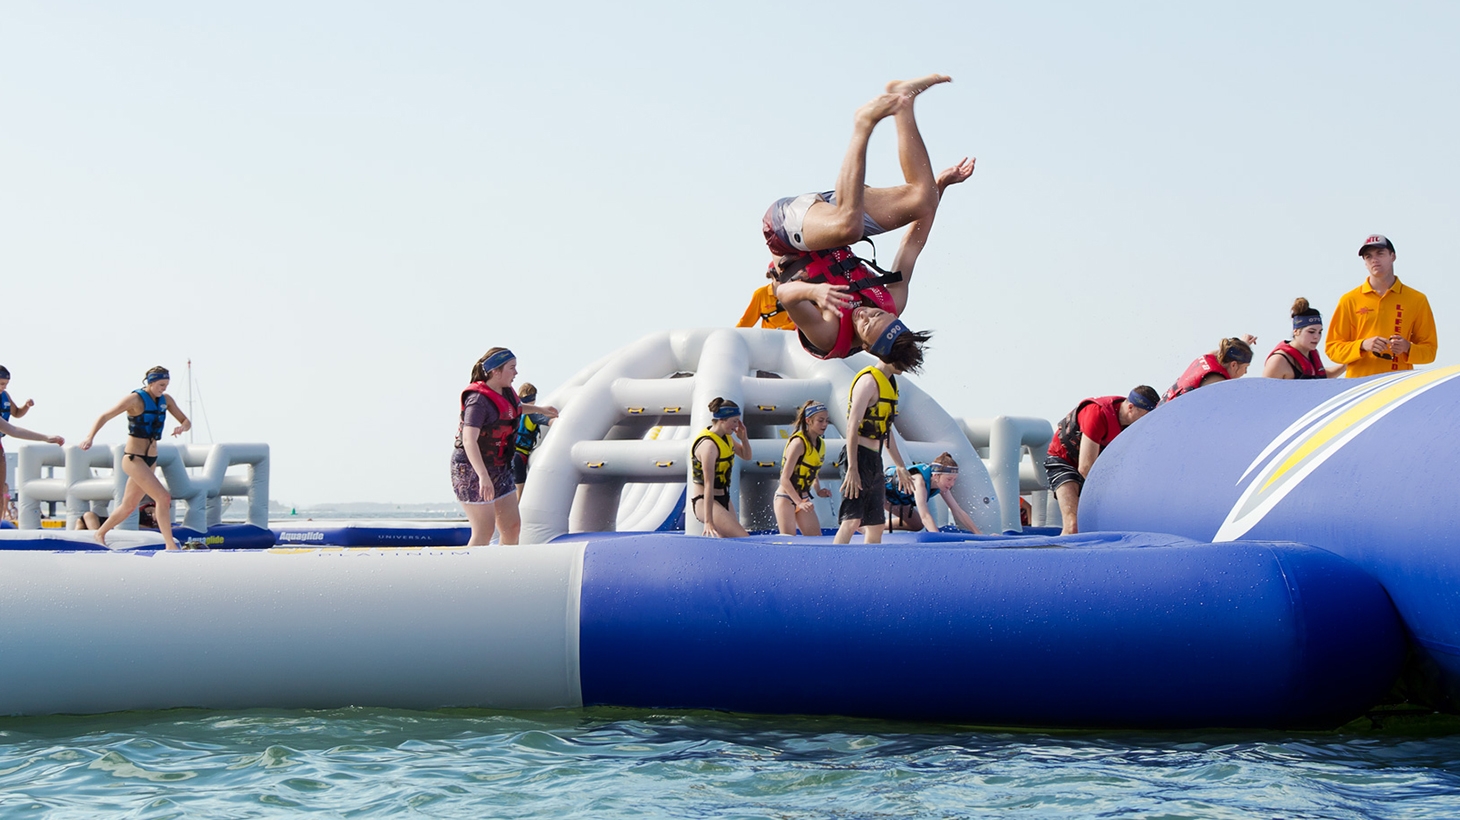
[271, 520, 471, 547]
[0, 524, 275, 551]
[1079, 367, 1460, 711]
[0, 533, 1402, 727]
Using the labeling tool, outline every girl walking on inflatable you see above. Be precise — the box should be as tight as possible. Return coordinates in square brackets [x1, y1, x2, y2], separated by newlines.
[1263, 298, 1346, 380]
[79, 366, 191, 549]
[691, 398, 753, 538]
[767, 75, 975, 370]
[451, 349, 558, 546]
[774, 400, 833, 536]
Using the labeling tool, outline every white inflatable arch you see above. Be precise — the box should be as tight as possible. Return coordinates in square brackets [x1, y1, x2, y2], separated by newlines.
[518, 328, 1000, 543]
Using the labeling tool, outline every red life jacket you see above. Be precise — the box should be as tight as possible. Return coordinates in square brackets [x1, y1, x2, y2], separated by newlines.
[1162, 354, 1229, 403]
[1268, 341, 1326, 380]
[456, 383, 521, 467]
[777, 248, 901, 360]
[1048, 396, 1126, 464]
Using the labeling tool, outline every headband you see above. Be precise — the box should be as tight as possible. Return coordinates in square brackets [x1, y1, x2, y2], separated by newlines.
[520, 392, 537, 403]
[803, 403, 828, 419]
[146, 371, 170, 384]
[1127, 389, 1158, 412]
[1225, 343, 1253, 365]
[869, 318, 910, 358]
[712, 403, 741, 420]
[929, 463, 959, 475]
[1293, 313, 1323, 332]
[480, 349, 515, 374]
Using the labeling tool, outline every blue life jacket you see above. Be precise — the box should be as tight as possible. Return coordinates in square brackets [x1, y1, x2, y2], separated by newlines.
[514, 413, 546, 456]
[884, 463, 937, 507]
[0, 391, 9, 438]
[128, 389, 168, 440]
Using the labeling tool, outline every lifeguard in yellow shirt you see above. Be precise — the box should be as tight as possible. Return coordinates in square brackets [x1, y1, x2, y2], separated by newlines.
[1325, 234, 1438, 378]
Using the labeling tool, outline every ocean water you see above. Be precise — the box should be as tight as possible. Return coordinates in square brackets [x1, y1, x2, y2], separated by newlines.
[2, 706, 1458, 819]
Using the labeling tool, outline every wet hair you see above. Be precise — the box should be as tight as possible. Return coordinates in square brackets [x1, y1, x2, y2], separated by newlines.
[875, 329, 932, 373]
[518, 382, 538, 401]
[1217, 337, 1253, 365]
[143, 366, 170, 384]
[932, 452, 957, 469]
[471, 347, 512, 383]
[0, 365, 9, 380]
[1129, 385, 1160, 410]
[708, 397, 741, 420]
[792, 400, 828, 435]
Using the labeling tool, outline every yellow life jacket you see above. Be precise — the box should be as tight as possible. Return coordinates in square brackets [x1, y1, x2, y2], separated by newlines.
[691, 427, 736, 492]
[787, 430, 825, 494]
[850, 366, 899, 441]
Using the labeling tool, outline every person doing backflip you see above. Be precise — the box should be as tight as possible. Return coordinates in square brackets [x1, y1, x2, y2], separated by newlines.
[79, 366, 191, 549]
[767, 75, 975, 371]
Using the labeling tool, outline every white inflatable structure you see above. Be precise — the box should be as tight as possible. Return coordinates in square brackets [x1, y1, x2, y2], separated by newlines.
[960, 416, 1058, 531]
[15, 442, 270, 530]
[519, 328, 1002, 543]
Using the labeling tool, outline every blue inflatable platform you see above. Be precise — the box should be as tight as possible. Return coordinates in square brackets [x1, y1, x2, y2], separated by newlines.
[1082, 366, 1460, 710]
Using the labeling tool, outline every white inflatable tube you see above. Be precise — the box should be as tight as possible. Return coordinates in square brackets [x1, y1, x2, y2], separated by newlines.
[0, 544, 586, 715]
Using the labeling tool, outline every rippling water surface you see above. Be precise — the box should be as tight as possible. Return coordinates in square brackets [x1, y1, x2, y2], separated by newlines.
[2, 708, 1458, 818]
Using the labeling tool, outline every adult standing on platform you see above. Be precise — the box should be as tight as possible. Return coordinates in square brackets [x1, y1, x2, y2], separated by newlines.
[79, 366, 190, 550]
[1325, 234, 1438, 378]
[1263, 298, 1346, 379]
[768, 75, 974, 370]
[452, 349, 558, 546]
[1045, 387, 1158, 535]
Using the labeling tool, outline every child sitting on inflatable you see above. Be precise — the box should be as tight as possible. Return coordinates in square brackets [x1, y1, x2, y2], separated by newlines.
[765, 75, 974, 370]
[883, 452, 982, 534]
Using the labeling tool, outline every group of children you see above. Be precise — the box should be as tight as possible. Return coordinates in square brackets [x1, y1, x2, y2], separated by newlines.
[689, 390, 982, 542]
[0, 365, 194, 549]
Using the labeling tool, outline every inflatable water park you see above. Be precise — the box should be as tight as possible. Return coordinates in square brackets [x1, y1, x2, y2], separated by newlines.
[0, 327, 1454, 729]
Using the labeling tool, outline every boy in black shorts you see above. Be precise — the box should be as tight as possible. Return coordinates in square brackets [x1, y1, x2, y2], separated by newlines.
[834, 358, 915, 544]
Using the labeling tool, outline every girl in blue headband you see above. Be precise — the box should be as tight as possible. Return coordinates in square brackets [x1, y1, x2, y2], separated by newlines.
[774, 400, 833, 536]
[691, 398, 753, 538]
[452, 348, 559, 545]
[1262, 298, 1346, 380]
[78, 366, 191, 550]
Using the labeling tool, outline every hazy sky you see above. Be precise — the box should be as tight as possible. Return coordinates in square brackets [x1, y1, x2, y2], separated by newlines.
[3, 2, 1457, 504]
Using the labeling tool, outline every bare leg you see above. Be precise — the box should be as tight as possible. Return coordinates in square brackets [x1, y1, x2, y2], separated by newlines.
[794, 506, 822, 537]
[711, 500, 749, 538]
[96, 459, 177, 549]
[796, 93, 905, 251]
[863, 523, 886, 544]
[773, 495, 800, 535]
[834, 518, 860, 544]
[1055, 483, 1081, 536]
[463, 502, 497, 546]
[496, 490, 523, 545]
